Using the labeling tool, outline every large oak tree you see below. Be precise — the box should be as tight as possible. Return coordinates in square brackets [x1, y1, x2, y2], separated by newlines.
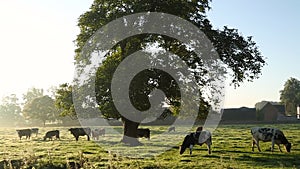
[59, 0, 266, 145]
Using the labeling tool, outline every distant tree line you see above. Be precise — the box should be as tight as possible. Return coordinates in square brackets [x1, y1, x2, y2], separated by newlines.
[0, 86, 77, 127]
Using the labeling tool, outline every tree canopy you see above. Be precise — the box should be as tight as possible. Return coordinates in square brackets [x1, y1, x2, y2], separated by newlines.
[73, 0, 265, 116]
[23, 95, 59, 126]
[22, 87, 44, 105]
[280, 77, 300, 115]
[0, 94, 23, 127]
[63, 0, 266, 145]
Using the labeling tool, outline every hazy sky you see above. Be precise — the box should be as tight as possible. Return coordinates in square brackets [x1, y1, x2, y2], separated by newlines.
[0, 1, 299, 108]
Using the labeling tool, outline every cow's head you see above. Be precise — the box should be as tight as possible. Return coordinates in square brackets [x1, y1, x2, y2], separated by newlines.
[285, 142, 292, 152]
[180, 134, 193, 155]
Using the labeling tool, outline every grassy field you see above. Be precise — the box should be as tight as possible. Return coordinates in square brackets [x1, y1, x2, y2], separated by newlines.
[0, 124, 299, 169]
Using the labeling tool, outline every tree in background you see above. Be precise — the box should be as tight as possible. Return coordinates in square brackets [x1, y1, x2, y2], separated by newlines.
[55, 83, 75, 118]
[55, 83, 101, 120]
[23, 95, 59, 126]
[59, 0, 267, 145]
[280, 77, 300, 115]
[0, 94, 24, 127]
[22, 87, 44, 106]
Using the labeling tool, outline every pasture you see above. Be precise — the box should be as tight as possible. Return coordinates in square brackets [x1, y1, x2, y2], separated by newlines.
[0, 124, 299, 169]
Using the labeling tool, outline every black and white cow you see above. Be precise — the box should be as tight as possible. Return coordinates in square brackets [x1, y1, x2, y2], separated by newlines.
[16, 129, 32, 140]
[44, 130, 60, 141]
[137, 128, 150, 140]
[251, 127, 291, 152]
[180, 130, 212, 155]
[69, 128, 91, 141]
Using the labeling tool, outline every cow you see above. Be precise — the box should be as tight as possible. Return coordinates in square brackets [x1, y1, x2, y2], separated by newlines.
[44, 130, 60, 141]
[91, 128, 105, 140]
[137, 128, 150, 140]
[180, 130, 212, 155]
[196, 126, 203, 132]
[251, 127, 291, 153]
[16, 129, 32, 140]
[168, 126, 175, 132]
[69, 128, 91, 141]
[31, 128, 39, 137]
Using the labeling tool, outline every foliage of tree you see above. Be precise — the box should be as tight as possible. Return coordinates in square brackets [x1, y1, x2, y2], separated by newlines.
[68, 0, 266, 145]
[55, 83, 99, 120]
[0, 94, 24, 126]
[280, 77, 300, 115]
[22, 95, 59, 126]
[22, 87, 44, 105]
[55, 83, 75, 118]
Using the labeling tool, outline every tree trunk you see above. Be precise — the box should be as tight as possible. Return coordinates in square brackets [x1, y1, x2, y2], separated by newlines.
[121, 117, 142, 146]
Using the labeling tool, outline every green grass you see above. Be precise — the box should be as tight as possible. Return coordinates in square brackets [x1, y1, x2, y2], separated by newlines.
[0, 124, 299, 168]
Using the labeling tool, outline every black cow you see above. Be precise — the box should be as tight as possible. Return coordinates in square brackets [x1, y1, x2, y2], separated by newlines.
[44, 130, 60, 141]
[137, 128, 150, 140]
[168, 126, 175, 132]
[69, 128, 91, 141]
[180, 130, 212, 155]
[16, 129, 32, 140]
[31, 128, 39, 137]
[251, 127, 291, 152]
[196, 126, 203, 132]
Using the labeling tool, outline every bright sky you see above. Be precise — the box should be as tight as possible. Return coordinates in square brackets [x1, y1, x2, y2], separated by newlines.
[0, 1, 299, 108]
[208, 0, 300, 108]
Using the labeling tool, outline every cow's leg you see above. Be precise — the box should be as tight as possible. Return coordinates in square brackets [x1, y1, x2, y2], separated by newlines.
[256, 140, 261, 152]
[189, 145, 193, 155]
[87, 135, 90, 141]
[277, 144, 283, 152]
[207, 144, 211, 154]
[252, 140, 256, 152]
[76, 136, 79, 141]
[271, 137, 275, 152]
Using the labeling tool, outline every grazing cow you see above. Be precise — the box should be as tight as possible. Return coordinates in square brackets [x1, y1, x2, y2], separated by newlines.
[168, 126, 175, 132]
[251, 127, 291, 152]
[137, 128, 150, 140]
[91, 128, 105, 140]
[180, 130, 212, 155]
[31, 128, 39, 137]
[16, 129, 32, 140]
[196, 126, 203, 132]
[44, 130, 60, 141]
[69, 128, 91, 141]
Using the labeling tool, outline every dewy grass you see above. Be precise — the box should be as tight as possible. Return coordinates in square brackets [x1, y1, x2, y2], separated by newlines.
[0, 124, 299, 168]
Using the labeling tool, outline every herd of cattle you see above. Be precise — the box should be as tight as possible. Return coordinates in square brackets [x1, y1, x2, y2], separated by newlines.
[15, 127, 150, 141]
[16, 126, 292, 155]
[16, 127, 106, 141]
